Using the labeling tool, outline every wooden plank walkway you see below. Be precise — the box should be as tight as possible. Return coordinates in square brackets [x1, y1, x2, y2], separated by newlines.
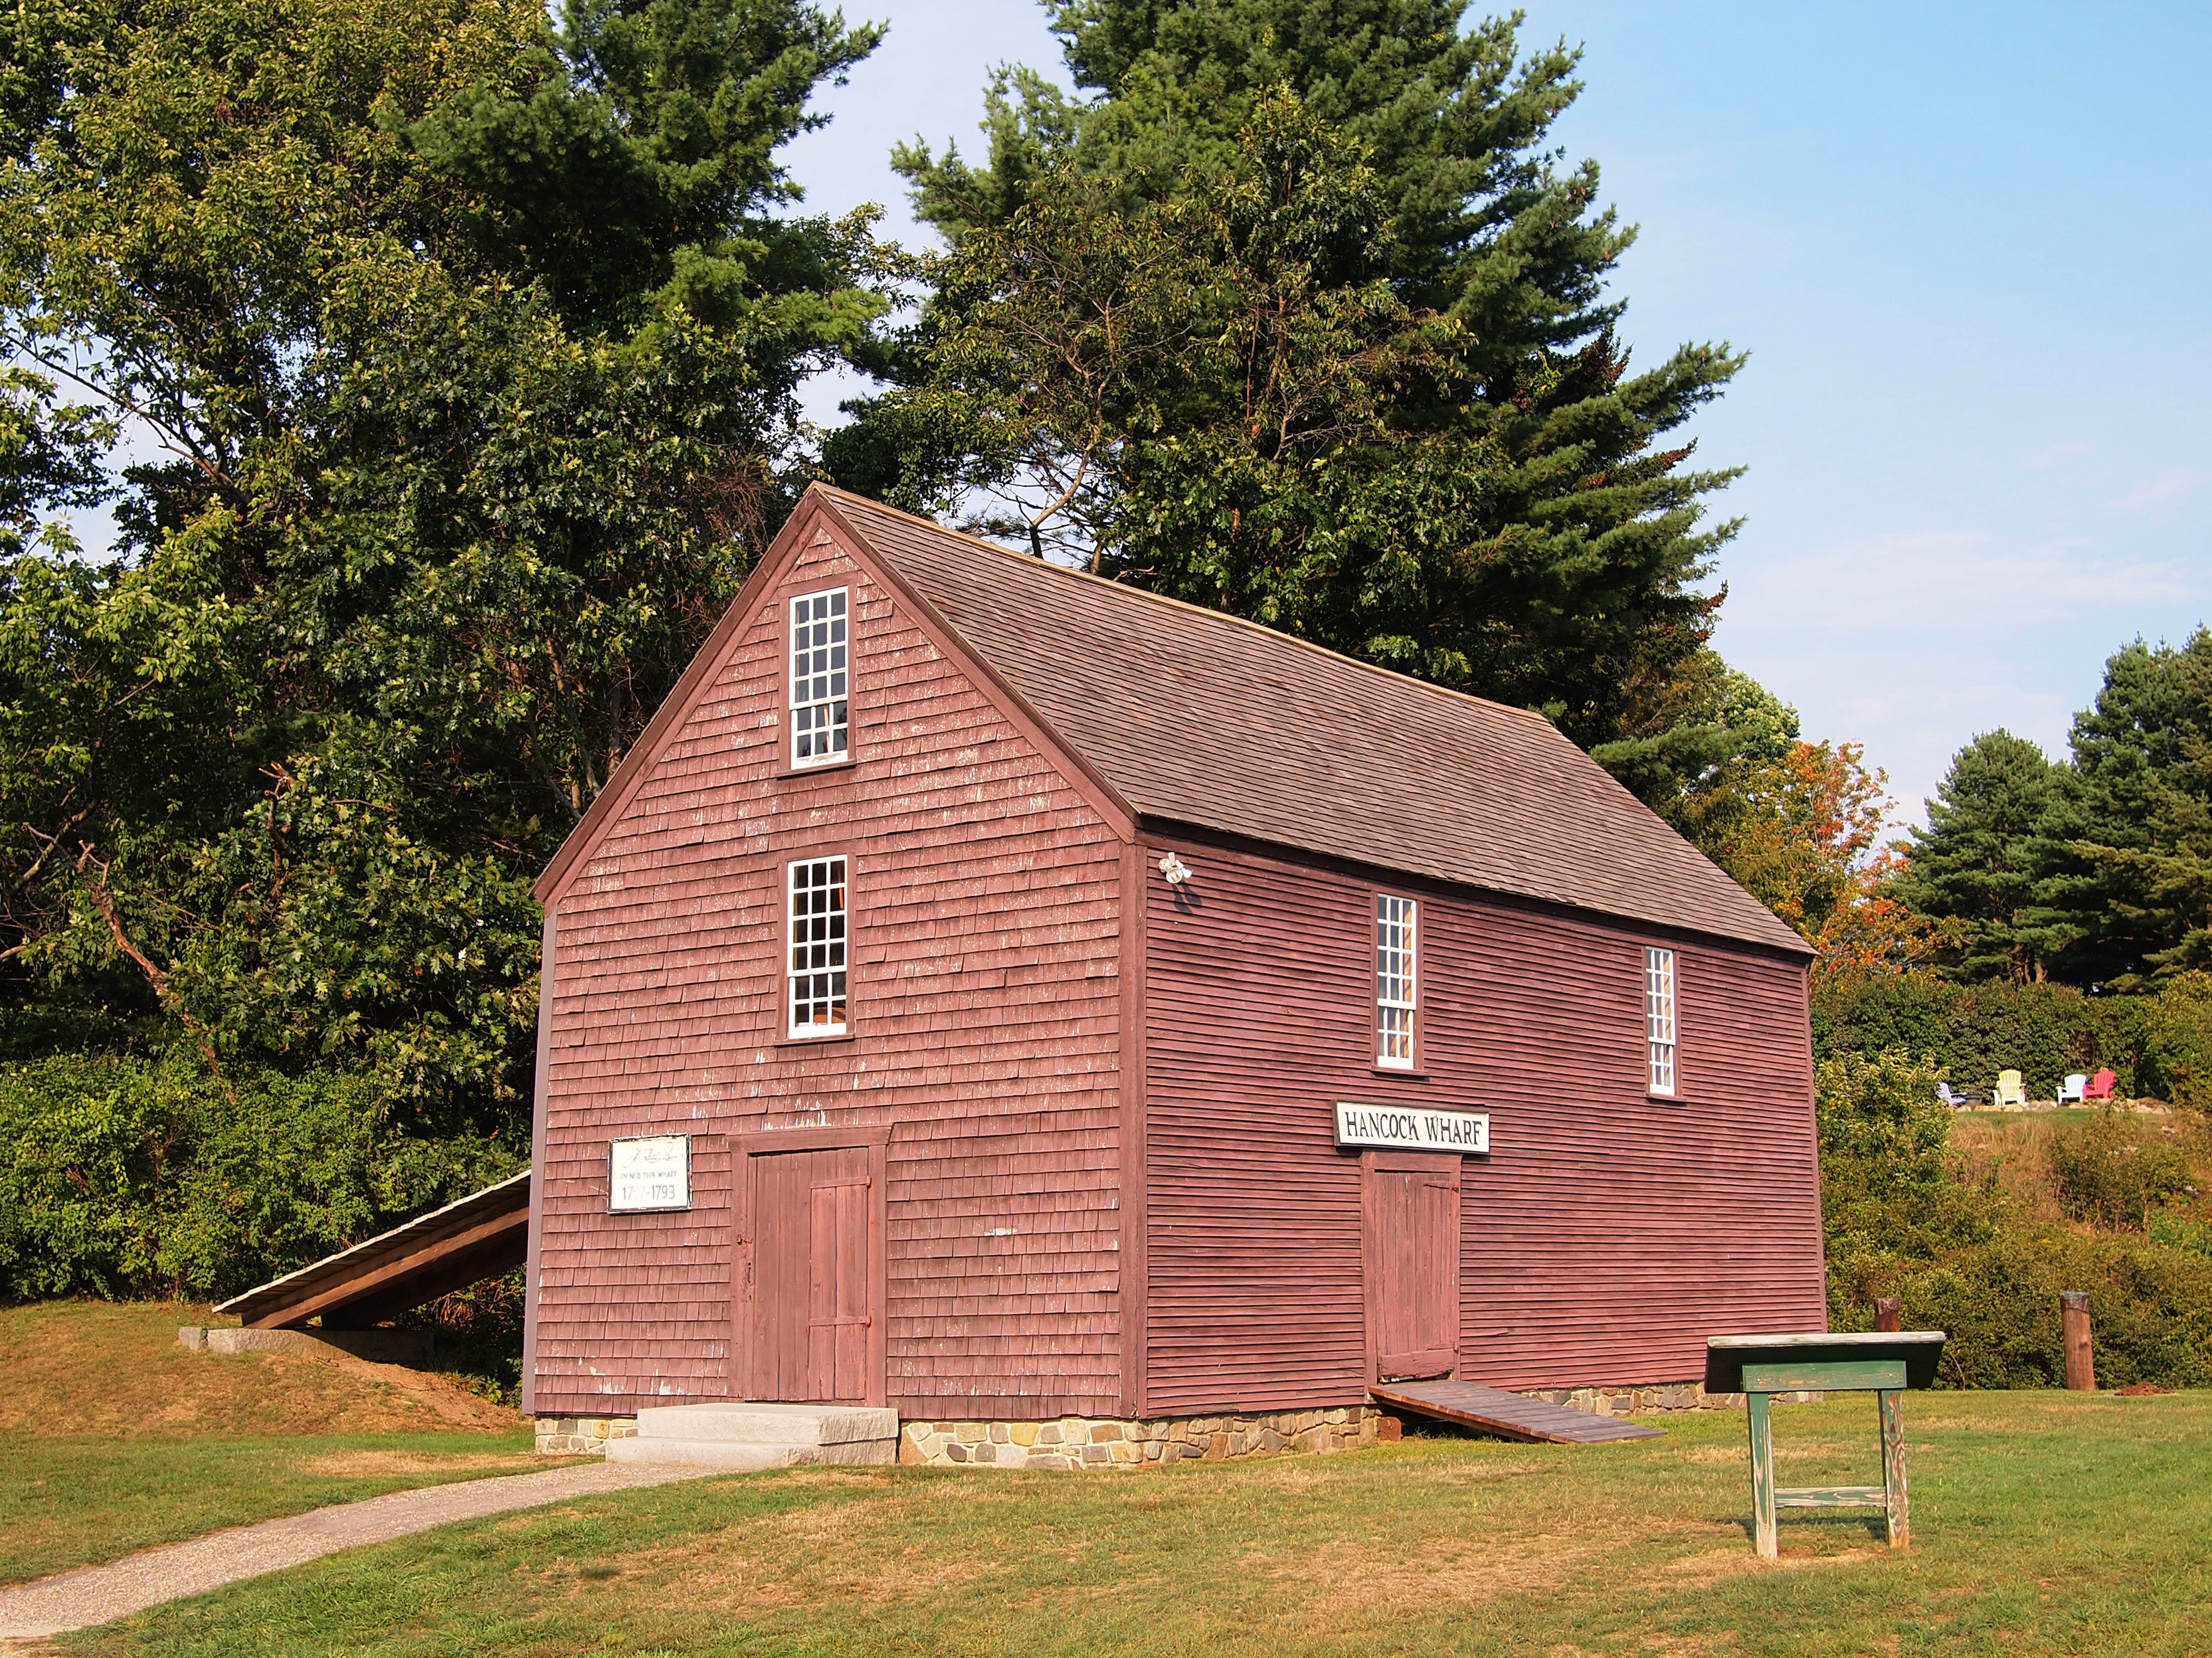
[1370, 1379, 1665, 1445]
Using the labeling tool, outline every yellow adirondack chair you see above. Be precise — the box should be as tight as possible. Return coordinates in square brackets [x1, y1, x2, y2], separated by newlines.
[1993, 1069, 2028, 1108]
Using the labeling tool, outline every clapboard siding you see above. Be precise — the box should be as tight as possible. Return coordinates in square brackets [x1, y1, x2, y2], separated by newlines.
[1141, 830, 1825, 1417]
[532, 515, 1128, 1420]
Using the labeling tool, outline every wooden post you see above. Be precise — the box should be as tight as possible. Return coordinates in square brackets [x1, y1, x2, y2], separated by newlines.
[1875, 1297, 1902, 1333]
[2061, 1291, 2095, 1390]
[1746, 1390, 1777, 1559]
[1879, 1388, 1910, 1547]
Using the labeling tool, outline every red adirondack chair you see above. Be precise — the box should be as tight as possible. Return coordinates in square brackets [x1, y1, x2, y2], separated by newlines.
[2083, 1068, 2117, 1101]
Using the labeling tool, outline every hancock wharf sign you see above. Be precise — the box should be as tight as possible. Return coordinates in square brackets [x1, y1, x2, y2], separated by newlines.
[1334, 1102, 1490, 1154]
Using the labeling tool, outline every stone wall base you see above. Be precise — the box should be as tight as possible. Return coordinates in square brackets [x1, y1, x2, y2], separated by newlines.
[535, 1414, 640, 1456]
[531, 1383, 1825, 1465]
[902, 1406, 1398, 1469]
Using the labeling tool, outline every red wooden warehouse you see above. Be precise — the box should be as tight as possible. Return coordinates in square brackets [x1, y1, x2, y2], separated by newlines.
[522, 484, 1825, 1464]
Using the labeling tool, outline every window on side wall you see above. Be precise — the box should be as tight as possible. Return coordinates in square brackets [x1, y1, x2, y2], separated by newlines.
[1645, 945, 1677, 1097]
[1376, 893, 1417, 1069]
[790, 587, 849, 767]
[788, 856, 849, 1037]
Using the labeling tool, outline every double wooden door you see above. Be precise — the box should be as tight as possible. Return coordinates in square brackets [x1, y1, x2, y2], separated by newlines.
[746, 1145, 878, 1403]
[1362, 1151, 1462, 1382]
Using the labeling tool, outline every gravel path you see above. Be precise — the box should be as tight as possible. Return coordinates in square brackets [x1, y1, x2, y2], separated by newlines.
[0, 1461, 712, 1641]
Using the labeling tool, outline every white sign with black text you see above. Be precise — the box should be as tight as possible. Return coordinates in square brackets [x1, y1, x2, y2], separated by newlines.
[1334, 1101, 1490, 1154]
[609, 1135, 691, 1212]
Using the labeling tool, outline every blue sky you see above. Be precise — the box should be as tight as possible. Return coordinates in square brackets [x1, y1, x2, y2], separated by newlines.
[780, 0, 2212, 824]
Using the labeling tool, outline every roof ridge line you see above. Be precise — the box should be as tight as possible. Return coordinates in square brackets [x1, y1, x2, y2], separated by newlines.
[810, 484, 1559, 732]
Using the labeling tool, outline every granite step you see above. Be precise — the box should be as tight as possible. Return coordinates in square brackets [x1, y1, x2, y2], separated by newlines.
[604, 1401, 900, 1469]
[604, 1435, 897, 1470]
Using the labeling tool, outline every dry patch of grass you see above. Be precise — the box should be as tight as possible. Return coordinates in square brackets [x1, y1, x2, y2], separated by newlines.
[1643, 1544, 1887, 1592]
[1948, 1109, 2212, 1229]
[1673, 1439, 1866, 1466]
[1245, 1532, 1594, 1615]
[292, 1450, 541, 1478]
[625, 1479, 1011, 1612]
[0, 1301, 519, 1439]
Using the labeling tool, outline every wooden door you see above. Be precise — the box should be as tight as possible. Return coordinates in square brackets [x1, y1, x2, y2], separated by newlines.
[749, 1146, 876, 1402]
[1362, 1151, 1461, 1382]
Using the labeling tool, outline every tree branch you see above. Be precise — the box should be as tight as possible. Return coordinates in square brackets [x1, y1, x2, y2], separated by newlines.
[74, 842, 234, 1099]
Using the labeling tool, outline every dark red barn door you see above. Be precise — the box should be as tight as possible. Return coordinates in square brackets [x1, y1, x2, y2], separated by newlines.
[749, 1146, 876, 1402]
[1362, 1151, 1461, 1382]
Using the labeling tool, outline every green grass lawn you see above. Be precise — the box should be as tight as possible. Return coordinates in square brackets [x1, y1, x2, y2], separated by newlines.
[0, 1301, 558, 1587]
[53, 1389, 2212, 1658]
[3, 1431, 553, 1587]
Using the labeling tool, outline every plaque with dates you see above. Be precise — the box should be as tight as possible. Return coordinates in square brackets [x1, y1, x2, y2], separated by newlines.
[608, 1135, 691, 1213]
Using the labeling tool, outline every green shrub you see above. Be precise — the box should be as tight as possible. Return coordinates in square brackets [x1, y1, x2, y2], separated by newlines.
[1817, 1049, 2212, 1388]
[1817, 1051, 1999, 1272]
[2150, 1210, 2212, 1261]
[1874, 1232, 2212, 1390]
[1813, 974, 2148, 1099]
[0, 1048, 523, 1301]
[2144, 972, 2212, 1111]
[2047, 1112, 2194, 1230]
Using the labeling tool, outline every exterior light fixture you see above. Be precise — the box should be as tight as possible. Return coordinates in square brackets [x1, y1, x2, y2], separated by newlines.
[1157, 854, 1192, 885]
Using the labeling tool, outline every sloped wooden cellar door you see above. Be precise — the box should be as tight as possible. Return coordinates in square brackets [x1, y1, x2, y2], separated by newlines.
[1362, 1150, 1461, 1382]
[746, 1143, 880, 1403]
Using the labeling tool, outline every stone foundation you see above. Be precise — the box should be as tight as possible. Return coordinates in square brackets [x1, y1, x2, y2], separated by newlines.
[532, 1383, 1817, 1465]
[899, 1406, 1400, 1469]
[535, 1414, 642, 1456]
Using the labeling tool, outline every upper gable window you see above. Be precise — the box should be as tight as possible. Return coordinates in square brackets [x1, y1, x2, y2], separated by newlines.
[790, 588, 850, 767]
[1376, 894, 1417, 1069]
[1645, 946, 1678, 1097]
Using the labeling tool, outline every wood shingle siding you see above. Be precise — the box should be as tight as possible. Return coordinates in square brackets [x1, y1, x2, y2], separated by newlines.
[531, 528, 1129, 1419]
[524, 486, 1825, 1426]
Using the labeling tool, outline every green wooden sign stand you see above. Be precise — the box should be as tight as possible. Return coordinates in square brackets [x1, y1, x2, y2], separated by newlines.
[1707, 1333, 1948, 1560]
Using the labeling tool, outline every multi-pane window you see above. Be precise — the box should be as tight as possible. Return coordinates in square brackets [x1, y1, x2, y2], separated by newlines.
[788, 857, 848, 1036]
[789, 588, 849, 767]
[1646, 946, 1678, 1096]
[1376, 894, 1418, 1069]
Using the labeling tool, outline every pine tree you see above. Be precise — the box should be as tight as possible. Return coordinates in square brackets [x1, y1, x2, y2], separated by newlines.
[1589, 649, 1799, 823]
[2026, 633, 2212, 988]
[838, 3, 1744, 749]
[894, 2, 1605, 329]
[1896, 731, 2057, 982]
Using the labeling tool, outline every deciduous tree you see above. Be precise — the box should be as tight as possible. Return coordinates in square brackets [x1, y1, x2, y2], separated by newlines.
[0, 0, 887, 1144]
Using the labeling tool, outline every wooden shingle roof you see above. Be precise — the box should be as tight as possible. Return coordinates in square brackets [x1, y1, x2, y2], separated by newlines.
[819, 488, 1810, 958]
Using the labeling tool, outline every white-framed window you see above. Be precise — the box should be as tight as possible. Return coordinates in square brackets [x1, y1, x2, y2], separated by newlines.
[1376, 894, 1417, 1069]
[789, 587, 850, 767]
[788, 856, 848, 1036]
[1645, 945, 1677, 1096]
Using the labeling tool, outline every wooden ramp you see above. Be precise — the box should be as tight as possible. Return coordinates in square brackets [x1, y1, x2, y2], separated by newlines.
[216, 1170, 530, 1331]
[1370, 1379, 1665, 1445]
